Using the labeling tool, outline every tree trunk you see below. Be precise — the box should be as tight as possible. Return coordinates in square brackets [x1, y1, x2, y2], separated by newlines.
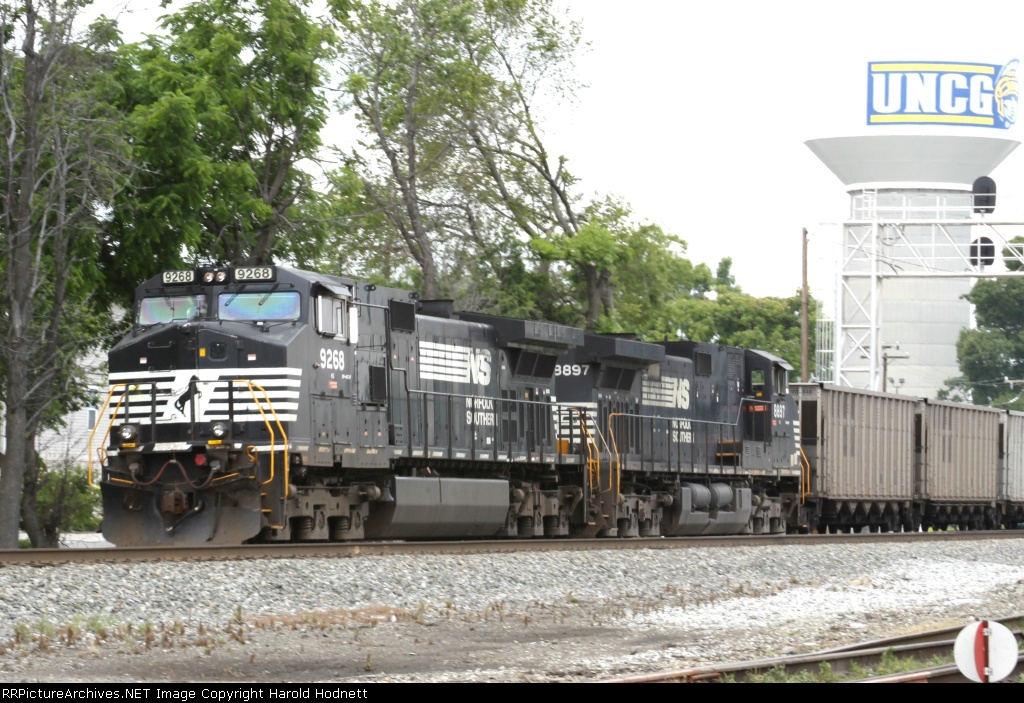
[20, 433, 58, 548]
[0, 1, 41, 547]
[583, 265, 602, 330]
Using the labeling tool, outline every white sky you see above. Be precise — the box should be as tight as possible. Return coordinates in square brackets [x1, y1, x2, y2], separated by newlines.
[88, 0, 1024, 300]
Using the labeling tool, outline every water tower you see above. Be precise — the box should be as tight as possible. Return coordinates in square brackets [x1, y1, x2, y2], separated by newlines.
[807, 59, 1023, 398]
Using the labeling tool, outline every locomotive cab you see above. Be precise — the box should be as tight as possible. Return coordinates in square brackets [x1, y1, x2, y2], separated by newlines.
[95, 265, 362, 546]
[743, 349, 799, 472]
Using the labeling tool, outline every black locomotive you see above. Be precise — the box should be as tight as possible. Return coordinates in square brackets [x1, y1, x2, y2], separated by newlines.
[91, 265, 802, 546]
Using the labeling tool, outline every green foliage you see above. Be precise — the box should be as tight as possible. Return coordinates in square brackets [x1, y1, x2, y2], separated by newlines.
[744, 662, 838, 683]
[0, 0, 139, 546]
[334, 0, 586, 302]
[740, 650, 950, 683]
[947, 237, 1024, 407]
[673, 291, 811, 376]
[23, 464, 102, 535]
[104, 0, 336, 291]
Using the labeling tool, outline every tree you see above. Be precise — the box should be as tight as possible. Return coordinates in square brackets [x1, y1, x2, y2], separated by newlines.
[946, 238, 1024, 407]
[335, 0, 482, 300]
[0, 1, 132, 548]
[667, 291, 813, 379]
[102, 0, 336, 288]
[335, 0, 592, 309]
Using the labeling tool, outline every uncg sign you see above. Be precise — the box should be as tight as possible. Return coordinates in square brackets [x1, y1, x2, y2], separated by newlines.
[867, 60, 1019, 129]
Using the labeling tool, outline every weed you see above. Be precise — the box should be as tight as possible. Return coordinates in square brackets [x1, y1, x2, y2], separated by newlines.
[35, 619, 56, 638]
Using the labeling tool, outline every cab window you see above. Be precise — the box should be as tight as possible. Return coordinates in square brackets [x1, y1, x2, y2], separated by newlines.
[218, 292, 301, 321]
[316, 296, 347, 338]
[138, 296, 201, 325]
[751, 369, 765, 398]
[773, 366, 789, 395]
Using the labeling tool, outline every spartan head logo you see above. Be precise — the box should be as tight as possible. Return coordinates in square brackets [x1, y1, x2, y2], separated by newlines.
[995, 59, 1019, 127]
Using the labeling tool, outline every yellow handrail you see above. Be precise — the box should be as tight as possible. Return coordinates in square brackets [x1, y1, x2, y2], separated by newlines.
[87, 383, 130, 487]
[87, 378, 289, 499]
[799, 445, 811, 504]
[236, 379, 290, 499]
[562, 407, 603, 496]
[607, 413, 625, 496]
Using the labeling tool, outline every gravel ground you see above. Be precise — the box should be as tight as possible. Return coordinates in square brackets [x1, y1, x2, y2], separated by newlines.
[2, 537, 1024, 682]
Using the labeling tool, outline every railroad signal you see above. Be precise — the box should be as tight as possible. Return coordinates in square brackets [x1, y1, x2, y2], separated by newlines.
[953, 620, 1018, 683]
[970, 236, 996, 268]
[972, 176, 996, 214]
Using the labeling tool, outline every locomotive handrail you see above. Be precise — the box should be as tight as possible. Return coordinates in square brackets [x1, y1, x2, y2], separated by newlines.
[87, 383, 131, 488]
[401, 387, 564, 463]
[606, 410, 747, 472]
[234, 379, 290, 499]
[608, 413, 626, 495]
[799, 445, 811, 503]
[602, 397, 770, 472]
[564, 406, 605, 497]
[382, 324, 567, 464]
[87, 379, 289, 498]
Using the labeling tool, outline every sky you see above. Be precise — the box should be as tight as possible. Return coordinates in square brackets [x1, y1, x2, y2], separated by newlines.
[86, 0, 1024, 302]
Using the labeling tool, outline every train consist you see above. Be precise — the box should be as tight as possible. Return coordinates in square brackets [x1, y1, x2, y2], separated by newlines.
[89, 265, 802, 546]
[88, 265, 1024, 546]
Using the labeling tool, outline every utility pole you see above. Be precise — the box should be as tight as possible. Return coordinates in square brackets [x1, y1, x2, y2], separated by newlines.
[881, 344, 909, 392]
[801, 228, 809, 382]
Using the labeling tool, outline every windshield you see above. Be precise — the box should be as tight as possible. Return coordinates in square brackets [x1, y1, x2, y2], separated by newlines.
[138, 296, 202, 325]
[218, 292, 301, 321]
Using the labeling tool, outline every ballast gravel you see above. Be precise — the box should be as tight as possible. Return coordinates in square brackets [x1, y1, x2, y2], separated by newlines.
[2, 537, 1024, 682]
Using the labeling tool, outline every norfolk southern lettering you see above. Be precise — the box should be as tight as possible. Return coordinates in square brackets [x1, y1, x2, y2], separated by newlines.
[867, 59, 1019, 128]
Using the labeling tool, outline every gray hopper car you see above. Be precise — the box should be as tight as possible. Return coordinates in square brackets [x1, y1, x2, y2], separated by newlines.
[794, 382, 1024, 532]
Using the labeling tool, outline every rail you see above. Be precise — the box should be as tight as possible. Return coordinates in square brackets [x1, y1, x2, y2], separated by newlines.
[599, 613, 1024, 683]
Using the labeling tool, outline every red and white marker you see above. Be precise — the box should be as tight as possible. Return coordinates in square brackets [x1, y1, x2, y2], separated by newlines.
[953, 620, 1018, 683]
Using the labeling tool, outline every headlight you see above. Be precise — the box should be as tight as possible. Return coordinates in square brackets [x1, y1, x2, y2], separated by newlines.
[118, 424, 138, 443]
[211, 422, 228, 439]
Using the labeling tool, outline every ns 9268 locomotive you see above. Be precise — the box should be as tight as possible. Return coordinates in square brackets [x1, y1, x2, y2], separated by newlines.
[89, 265, 803, 546]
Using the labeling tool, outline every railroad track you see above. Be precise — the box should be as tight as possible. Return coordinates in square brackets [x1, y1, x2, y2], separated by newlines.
[1, 529, 1023, 566]
[599, 615, 1024, 683]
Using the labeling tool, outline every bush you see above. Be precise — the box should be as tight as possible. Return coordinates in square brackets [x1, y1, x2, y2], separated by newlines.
[30, 464, 102, 534]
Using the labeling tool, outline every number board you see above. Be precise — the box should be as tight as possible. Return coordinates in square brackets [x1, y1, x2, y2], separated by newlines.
[161, 270, 195, 285]
[233, 266, 275, 283]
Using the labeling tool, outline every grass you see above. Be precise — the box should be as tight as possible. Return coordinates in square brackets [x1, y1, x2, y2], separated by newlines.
[0, 603, 419, 660]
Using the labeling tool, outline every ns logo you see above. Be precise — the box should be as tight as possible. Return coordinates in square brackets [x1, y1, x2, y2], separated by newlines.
[644, 376, 691, 410]
[467, 348, 492, 386]
[672, 377, 691, 410]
